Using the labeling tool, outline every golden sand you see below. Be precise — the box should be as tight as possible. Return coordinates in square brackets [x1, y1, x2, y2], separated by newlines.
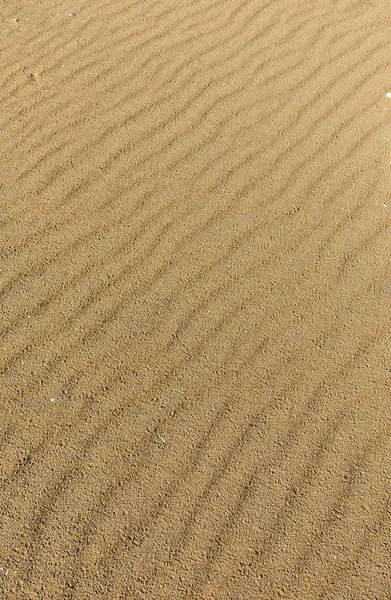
[1, 0, 391, 597]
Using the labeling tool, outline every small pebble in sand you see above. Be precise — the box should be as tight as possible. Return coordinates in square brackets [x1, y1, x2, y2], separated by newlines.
[50, 398, 55, 403]
[69, 12, 76, 17]
[387, 92, 391, 98]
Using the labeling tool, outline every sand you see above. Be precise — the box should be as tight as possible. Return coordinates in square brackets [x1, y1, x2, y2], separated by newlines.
[1, 0, 391, 598]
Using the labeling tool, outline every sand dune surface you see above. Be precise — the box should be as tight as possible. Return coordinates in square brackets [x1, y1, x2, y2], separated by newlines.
[1, 0, 391, 598]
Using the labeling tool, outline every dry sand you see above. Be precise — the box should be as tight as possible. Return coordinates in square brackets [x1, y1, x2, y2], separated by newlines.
[1, 0, 391, 598]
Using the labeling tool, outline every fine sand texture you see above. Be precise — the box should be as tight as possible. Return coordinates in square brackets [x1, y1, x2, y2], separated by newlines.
[1, 0, 391, 598]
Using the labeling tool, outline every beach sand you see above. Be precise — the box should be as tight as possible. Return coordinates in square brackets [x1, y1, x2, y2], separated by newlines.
[1, 0, 391, 598]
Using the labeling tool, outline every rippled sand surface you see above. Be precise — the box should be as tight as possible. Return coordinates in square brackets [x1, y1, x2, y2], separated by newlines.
[1, 0, 391, 598]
